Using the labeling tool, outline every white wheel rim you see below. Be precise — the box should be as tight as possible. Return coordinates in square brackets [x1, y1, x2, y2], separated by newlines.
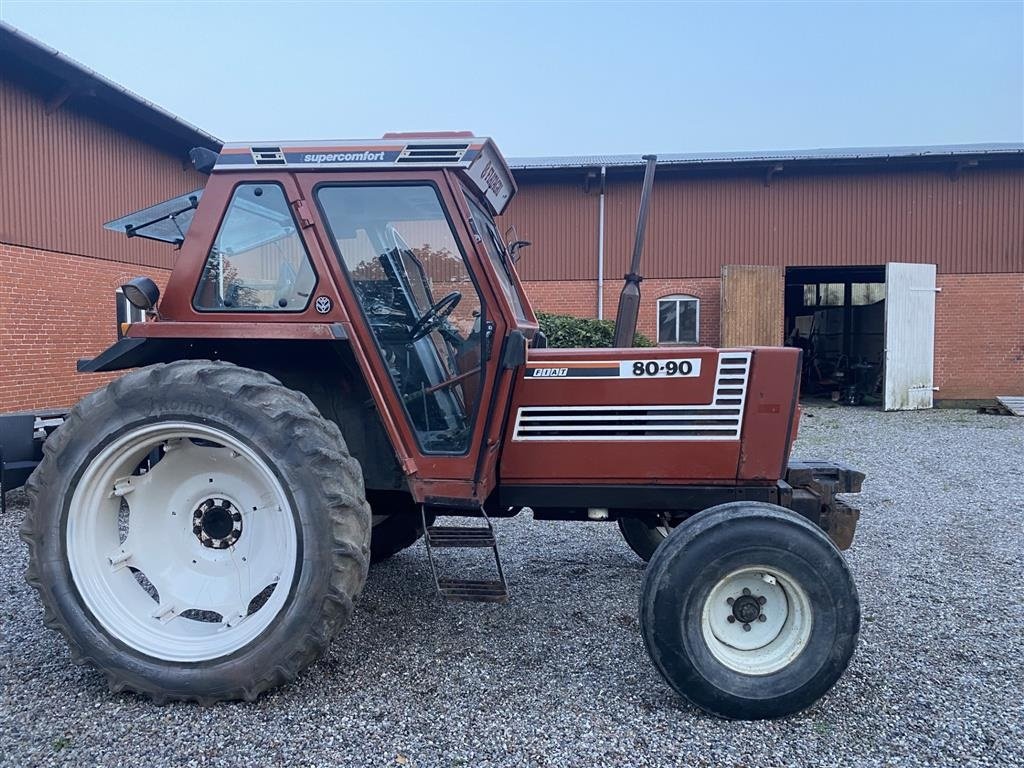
[67, 422, 298, 662]
[700, 566, 813, 675]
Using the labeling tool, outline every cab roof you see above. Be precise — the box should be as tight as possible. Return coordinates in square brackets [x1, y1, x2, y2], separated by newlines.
[212, 133, 517, 215]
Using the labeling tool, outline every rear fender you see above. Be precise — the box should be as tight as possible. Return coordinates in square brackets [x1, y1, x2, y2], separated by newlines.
[75, 332, 407, 493]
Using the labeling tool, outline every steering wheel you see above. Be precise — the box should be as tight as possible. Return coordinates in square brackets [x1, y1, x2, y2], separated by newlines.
[409, 291, 462, 341]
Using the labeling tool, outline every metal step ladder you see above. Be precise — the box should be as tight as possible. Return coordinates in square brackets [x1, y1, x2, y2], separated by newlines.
[422, 506, 508, 603]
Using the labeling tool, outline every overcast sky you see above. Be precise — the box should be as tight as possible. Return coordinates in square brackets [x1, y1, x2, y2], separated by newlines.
[1, 0, 1021, 157]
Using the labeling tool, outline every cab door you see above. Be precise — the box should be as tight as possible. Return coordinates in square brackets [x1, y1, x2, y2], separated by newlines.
[296, 171, 509, 506]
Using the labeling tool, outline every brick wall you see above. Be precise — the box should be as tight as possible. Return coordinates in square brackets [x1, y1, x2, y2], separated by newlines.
[934, 273, 1024, 401]
[523, 278, 722, 346]
[0, 243, 171, 413]
[2, 248, 1018, 411]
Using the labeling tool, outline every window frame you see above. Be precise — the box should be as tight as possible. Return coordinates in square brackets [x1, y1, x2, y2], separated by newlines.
[191, 181, 319, 314]
[657, 294, 700, 345]
[312, 179, 489, 457]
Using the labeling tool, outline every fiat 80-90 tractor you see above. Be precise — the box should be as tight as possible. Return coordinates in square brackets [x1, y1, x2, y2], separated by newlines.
[21, 133, 864, 719]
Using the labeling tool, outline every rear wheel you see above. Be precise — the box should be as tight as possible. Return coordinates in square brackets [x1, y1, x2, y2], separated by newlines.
[640, 502, 859, 719]
[618, 515, 680, 562]
[21, 361, 370, 703]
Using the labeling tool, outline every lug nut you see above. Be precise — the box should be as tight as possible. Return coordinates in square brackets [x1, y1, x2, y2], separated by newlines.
[757, 596, 767, 605]
[742, 588, 751, 596]
[727, 597, 735, 605]
[758, 614, 767, 622]
[742, 623, 751, 631]
[727, 615, 736, 623]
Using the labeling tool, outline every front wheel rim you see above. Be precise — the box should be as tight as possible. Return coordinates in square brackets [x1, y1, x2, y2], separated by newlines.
[66, 422, 298, 663]
[700, 566, 813, 675]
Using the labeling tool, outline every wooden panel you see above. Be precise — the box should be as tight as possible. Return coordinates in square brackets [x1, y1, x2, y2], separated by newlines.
[720, 265, 784, 347]
[884, 262, 937, 410]
[0, 77, 204, 270]
[504, 165, 1024, 281]
[495, 179, 598, 281]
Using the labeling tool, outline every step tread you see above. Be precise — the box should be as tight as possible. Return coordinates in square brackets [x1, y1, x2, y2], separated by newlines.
[436, 578, 508, 603]
[426, 526, 496, 548]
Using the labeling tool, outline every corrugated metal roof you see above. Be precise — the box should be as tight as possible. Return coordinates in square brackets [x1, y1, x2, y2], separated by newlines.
[0, 21, 221, 152]
[508, 143, 1024, 171]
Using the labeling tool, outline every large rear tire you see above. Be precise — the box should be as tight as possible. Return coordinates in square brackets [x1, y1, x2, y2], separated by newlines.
[618, 515, 678, 562]
[20, 360, 371, 703]
[640, 502, 859, 720]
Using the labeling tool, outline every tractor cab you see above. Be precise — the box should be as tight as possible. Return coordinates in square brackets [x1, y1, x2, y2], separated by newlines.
[98, 133, 539, 501]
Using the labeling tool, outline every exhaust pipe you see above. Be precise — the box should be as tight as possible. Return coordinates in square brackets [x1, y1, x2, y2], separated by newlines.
[612, 154, 657, 347]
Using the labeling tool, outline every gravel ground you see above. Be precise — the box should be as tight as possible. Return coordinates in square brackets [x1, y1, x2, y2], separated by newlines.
[1, 406, 1022, 767]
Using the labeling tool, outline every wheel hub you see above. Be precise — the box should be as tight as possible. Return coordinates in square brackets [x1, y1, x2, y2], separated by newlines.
[193, 498, 242, 549]
[730, 593, 764, 625]
[701, 566, 813, 675]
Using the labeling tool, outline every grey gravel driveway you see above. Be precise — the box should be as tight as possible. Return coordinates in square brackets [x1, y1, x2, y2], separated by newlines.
[1, 406, 1022, 767]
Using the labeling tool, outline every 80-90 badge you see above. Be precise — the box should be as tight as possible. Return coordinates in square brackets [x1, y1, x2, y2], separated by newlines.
[525, 359, 702, 379]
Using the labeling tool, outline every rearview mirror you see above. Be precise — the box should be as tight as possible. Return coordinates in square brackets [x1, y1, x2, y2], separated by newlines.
[507, 240, 532, 263]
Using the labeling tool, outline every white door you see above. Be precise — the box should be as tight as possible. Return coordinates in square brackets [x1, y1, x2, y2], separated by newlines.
[884, 263, 937, 410]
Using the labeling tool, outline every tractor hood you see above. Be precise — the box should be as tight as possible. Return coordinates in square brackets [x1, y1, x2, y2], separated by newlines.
[500, 346, 803, 485]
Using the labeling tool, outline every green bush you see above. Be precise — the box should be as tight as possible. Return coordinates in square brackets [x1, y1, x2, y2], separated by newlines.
[537, 312, 654, 348]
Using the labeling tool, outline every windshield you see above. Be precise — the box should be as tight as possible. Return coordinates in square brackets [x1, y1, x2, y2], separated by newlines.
[463, 190, 528, 321]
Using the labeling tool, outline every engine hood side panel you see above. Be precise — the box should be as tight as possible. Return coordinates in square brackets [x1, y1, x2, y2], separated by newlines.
[499, 346, 800, 485]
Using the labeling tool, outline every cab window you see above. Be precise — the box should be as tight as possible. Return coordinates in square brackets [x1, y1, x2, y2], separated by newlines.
[464, 192, 528, 322]
[316, 184, 484, 454]
[194, 183, 316, 312]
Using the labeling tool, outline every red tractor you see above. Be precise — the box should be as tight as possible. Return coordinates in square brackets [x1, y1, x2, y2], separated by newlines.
[21, 133, 863, 719]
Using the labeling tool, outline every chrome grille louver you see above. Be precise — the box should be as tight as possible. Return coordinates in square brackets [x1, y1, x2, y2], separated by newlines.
[251, 147, 286, 165]
[396, 143, 470, 163]
[512, 353, 751, 441]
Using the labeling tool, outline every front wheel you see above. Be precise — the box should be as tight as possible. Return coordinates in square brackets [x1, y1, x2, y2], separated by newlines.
[21, 361, 371, 703]
[640, 502, 859, 720]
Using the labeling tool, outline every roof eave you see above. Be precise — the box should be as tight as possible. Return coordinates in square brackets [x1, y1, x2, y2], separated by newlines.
[0, 21, 221, 154]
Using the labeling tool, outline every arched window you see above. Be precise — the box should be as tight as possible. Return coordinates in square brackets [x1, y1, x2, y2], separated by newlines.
[657, 295, 699, 345]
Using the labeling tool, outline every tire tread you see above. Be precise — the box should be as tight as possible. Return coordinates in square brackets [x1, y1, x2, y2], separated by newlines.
[21, 360, 370, 704]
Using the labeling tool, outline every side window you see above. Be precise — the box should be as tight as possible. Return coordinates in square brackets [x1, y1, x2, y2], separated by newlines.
[194, 183, 316, 312]
[658, 295, 700, 345]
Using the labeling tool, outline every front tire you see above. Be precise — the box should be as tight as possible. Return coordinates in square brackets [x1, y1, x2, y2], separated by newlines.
[640, 502, 859, 720]
[20, 361, 371, 703]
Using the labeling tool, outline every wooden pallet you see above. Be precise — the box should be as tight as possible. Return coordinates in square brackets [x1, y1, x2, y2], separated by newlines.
[997, 396, 1024, 417]
[980, 397, 1024, 416]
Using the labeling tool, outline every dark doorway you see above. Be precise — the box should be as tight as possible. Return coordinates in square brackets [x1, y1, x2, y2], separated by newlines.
[785, 266, 886, 405]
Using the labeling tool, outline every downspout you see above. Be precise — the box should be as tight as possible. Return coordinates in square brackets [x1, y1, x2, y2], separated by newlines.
[597, 165, 607, 320]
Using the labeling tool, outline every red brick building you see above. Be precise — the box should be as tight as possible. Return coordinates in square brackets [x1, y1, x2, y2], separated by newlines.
[2, 22, 1021, 412]
[0, 23, 218, 412]
[501, 149, 1024, 405]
